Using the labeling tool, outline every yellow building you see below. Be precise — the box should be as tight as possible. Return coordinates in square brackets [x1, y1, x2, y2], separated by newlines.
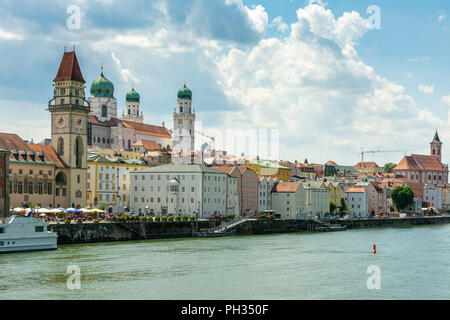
[324, 181, 345, 212]
[87, 154, 153, 213]
[246, 160, 291, 181]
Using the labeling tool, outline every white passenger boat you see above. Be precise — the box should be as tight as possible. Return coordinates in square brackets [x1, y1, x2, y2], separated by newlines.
[0, 214, 57, 253]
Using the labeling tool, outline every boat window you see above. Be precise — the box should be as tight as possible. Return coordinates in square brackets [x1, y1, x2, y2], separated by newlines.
[0, 228, 4, 233]
[35, 226, 44, 233]
[0, 241, 3, 246]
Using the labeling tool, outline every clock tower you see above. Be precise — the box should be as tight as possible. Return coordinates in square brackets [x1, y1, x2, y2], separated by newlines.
[48, 49, 89, 208]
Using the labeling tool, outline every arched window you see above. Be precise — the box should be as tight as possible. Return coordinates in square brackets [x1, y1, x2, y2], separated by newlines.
[75, 136, 83, 168]
[101, 105, 107, 117]
[57, 137, 64, 155]
[128, 109, 131, 115]
[55, 172, 67, 186]
[128, 140, 131, 150]
[75, 190, 82, 198]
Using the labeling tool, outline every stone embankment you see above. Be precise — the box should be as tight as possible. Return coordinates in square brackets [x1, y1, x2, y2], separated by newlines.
[48, 216, 450, 244]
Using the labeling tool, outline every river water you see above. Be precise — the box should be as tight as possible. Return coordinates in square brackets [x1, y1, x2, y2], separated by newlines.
[1, 224, 450, 300]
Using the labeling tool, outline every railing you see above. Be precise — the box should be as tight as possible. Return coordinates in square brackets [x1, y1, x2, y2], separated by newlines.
[211, 216, 250, 233]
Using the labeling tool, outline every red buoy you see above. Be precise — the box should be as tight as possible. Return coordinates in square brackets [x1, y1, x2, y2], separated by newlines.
[372, 244, 376, 254]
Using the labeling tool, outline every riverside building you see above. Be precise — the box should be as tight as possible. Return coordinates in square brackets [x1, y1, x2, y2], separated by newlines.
[130, 164, 235, 217]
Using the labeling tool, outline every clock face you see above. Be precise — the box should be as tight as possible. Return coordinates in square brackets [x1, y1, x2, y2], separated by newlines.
[56, 116, 66, 129]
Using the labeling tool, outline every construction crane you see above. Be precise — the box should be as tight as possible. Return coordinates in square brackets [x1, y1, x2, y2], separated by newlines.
[195, 130, 215, 151]
[360, 148, 415, 162]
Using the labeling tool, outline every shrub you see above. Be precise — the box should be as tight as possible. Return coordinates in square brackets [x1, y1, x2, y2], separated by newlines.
[168, 215, 174, 222]
[153, 216, 161, 222]
[175, 216, 182, 221]
[76, 219, 83, 224]
[182, 215, 189, 221]
[189, 215, 196, 221]
[161, 216, 168, 222]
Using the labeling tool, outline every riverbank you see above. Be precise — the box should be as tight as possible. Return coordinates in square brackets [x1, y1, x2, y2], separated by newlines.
[47, 215, 450, 244]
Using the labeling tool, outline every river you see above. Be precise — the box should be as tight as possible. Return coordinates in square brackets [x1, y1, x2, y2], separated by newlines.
[1, 224, 450, 299]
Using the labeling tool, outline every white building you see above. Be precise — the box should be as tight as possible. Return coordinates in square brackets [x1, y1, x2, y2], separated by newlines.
[346, 187, 369, 217]
[271, 181, 306, 219]
[130, 164, 236, 217]
[258, 177, 277, 212]
[424, 186, 443, 211]
[302, 181, 330, 219]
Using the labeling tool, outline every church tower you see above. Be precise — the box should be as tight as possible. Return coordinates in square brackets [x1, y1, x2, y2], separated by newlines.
[173, 84, 196, 156]
[122, 87, 143, 123]
[48, 49, 89, 208]
[430, 130, 443, 163]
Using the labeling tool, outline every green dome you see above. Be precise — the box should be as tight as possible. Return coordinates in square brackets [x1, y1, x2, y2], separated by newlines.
[90, 72, 114, 98]
[126, 88, 140, 103]
[178, 84, 192, 100]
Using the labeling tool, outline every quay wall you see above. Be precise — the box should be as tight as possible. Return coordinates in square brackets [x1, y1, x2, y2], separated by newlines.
[48, 221, 215, 244]
[48, 216, 450, 244]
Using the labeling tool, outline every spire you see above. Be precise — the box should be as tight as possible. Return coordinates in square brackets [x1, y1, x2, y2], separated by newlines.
[53, 50, 85, 83]
[433, 130, 441, 143]
[101, 63, 104, 77]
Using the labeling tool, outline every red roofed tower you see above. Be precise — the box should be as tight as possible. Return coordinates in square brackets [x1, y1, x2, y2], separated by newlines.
[48, 49, 89, 208]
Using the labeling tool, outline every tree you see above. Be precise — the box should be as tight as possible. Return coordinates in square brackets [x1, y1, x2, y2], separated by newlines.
[304, 159, 308, 164]
[340, 198, 347, 216]
[391, 186, 414, 211]
[384, 162, 396, 173]
[330, 201, 336, 215]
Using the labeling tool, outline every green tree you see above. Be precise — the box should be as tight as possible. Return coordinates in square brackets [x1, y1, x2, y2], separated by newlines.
[340, 198, 347, 215]
[384, 162, 396, 173]
[330, 201, 336, 214]
[391, 186, 414, 210]
[304, 159, 308, 164]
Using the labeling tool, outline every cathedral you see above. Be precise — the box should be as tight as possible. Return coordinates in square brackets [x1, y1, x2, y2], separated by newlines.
[86, 66, 196, 156]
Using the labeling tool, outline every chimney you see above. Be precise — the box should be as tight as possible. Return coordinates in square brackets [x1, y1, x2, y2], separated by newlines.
[162, 121, 165, 127]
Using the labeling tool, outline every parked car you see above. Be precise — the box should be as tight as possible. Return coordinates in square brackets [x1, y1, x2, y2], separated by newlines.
[375, 214, 387, 219]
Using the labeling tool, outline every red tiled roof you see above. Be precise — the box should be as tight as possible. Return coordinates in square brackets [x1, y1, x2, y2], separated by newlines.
[273, 181, 300, 193]
[53, 51, 85, 83]
[410, 154, 447, 171]
[346, 187, 365, 193]
[0, 133, 30, 151]
[133, 139, 161, 151]
[89, 115, 120, 127]
[28, 144, 67, 167]
[394, 154, 447, 172]
[211, 166, 236, 175]
[122, 120, 171, 138]
[0, 133, 67, 167]
[394, 156, 421, 171]
[353, 162, 381, 171]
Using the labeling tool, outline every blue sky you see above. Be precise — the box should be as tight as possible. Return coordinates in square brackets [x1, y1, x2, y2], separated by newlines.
[0, 0, 449, 165]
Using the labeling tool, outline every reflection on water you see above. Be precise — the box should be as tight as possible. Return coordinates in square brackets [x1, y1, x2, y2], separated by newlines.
[1, 225, 450, 299]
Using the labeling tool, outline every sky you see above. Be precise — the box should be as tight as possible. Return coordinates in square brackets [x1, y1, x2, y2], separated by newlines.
[0, 0, 449, 166]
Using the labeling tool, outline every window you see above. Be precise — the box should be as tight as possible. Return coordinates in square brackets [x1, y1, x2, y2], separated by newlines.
[101, 105, 107, 117]
[35, 226, 44, 233]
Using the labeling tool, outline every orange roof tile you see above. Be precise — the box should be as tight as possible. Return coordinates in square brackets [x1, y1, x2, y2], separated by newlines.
[273, 181, 301, 193]
[346, 187, 365, 193]
[122, 120, 171, 138]
[133, 139, 162, 151]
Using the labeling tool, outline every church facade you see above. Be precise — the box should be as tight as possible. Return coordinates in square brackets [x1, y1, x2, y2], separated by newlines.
[86, 69, 178, 154]
[394, 131, 448, 186]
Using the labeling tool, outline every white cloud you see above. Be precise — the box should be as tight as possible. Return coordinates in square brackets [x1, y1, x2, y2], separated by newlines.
[213, 3, 445, 163]
[270, 16, 289, 33]
[438, 14, 446, 22]
[418, 84, 435, 95]
[442, 95, 450, 106]
[0, 28, 24, 41]
[111, 52, 140, 85]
